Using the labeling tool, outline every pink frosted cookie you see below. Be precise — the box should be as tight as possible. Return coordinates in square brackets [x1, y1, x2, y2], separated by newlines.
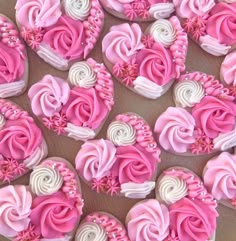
[15, 0, 104, 70]
[28, 58, 114, 141]
[100, 0, 175, 21]
[0, 157, 83, 241]
[203, 152, 236, 209]
[75, 212, 129, 241]
[75, 112, 161, 198]
[102, 17, 188, 99]
[154, 71, 236, 155]
[0, 99, 47, 186]
[0, 15, 28, 98]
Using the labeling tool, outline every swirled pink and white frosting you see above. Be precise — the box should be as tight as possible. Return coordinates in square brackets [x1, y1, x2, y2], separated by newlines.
[221, 51, 236, 86]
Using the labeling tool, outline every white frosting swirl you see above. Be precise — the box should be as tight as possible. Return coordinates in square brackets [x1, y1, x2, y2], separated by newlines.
[75, 222, 107, 241]
[150, 19, 177, 48]
[0, 114, 6, 129]
[30, 165, 63, 196]
[63, 0, 91, 21]
[107, 121, 136, 146]
[69, 61, 97, 88]
[149, 3, 175, 19]
[158, 176, 188, 204]
[0, 80, 26, 98]
[173, 80, 205, 108]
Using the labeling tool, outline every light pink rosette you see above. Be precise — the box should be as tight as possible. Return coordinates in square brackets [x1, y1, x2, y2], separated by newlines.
[154, 107, 195, 153]
[102, 23, 144, 64]
[28, 75, 70, 117]
[75, 139, 117, 181]
[192, 96, 236, 139]
[203, 152, 236, 200]
[30, 191, 79, 239]
[206, 3, 236, 45]
[15, 0, 61, 28]
[169, 198, 218, 241]
[0, 185, 32, 238]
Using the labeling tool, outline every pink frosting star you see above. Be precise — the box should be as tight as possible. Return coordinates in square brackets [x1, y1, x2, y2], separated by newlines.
[13, 224, 40, 241]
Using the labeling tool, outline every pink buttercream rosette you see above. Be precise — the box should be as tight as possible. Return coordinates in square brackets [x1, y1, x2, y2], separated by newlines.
[75, 112, 161, 198]
[0, 157, 84, 241]
[15, 0, 104, 70]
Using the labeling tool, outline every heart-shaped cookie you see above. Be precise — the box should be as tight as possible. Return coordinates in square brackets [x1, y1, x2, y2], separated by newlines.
[154, 71, 236, 155]
[0, 99, 47, 186]
[15, 0, 104, 70]
[75, 212, 129, 241]
[0, 15, 28, 98]
[75, 112, 161, 198]
[126, 167, 218, 241]
[100, 0, 175, 21]
[28, 58, 114, 141]
[102, 17, 188, 99]
[0, 157, 83, 241]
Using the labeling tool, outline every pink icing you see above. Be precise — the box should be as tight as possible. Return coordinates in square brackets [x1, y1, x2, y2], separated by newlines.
[127, 199, 170, 241]
[154, 107, 196, 153]
[101, 0, 134, 12]
[0, 185, 32, 238]
[221, 51, 236, 86]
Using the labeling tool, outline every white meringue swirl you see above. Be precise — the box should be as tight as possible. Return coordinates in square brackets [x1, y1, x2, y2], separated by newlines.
[30, 165, 63, 196]
[149, 3, 175, 19]
[150, 19, 177, 48]
[107, 121, 136, 146]
[0, 114, 6, 129]
[69, 61, 97, 88]
[173, 80, 205, 108]
[158, 176, 188, 204]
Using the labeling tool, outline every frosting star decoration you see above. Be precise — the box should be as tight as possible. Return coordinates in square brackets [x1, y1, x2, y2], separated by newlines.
[28, 58, 114, 141]
[15, 0, 104, 70]
[154, 71, 236, 155]
[102, 17, 188, 99]
[126, 167, 218, 241]
[75, 112, 161, 198]
[0, 99, 48, 185]
[0, 157, 83, 241]
[0, 15, 28, 98]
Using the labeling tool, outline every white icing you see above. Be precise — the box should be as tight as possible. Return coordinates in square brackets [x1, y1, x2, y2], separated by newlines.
[75, 222, 107, 241]
[173, 80, 205, 108]
[0, 80, 25, 98]
[41, 235, 72, 241]
[37, 44, 69, 70]
[120, 182, 155, 198]
[0, 114, 6, 129]
[149, 3, 175, 19]
[64, 122, 96, 141]
[150, 19, 177, 48]
[107, 121, 136, 146]
[69, 61, 97, 88]
[158, 176, 188, 204]
[199, 35, 231, 56]
[63, 0, 91, 21]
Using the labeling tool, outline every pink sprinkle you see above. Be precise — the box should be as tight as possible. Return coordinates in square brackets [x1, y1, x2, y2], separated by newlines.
[105, 175, 121, 196]
[124, 4, 138, 21]
[13, 224, 40, 241]
[92, 178, 106, 193]
[141, 35, 155, 49]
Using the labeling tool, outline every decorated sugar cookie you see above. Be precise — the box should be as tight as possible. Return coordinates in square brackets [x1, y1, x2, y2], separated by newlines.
[28, 58, 114, 141]
[0, 99, 47, 186]
[102, 17, 188, 99]
[126, 167, 218, 241]
[75, 212, 129, 241]
[0, 15, 28, 98]
[15, 0, 104, 70]
[154, 71, 236, 155]
[0, 157, 83, 241]
[100, 0, 175, 21]
[75, 112, 161, 198]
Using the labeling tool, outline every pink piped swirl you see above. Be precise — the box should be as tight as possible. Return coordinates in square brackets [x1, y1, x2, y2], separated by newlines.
[192, 96, 236, 139]
[169, 198, 218, 241]
[127, 199, 170, 241]
[28, 75, 70, 117]
[154, 107, 195, 153]
[75, 139, 117, 181]
[15, 0, 61, 28]
[172, 0, 215, 18]
[102, 0, 133, 12]
[203, 152, 236, 200]
[221, 51, 236, 86]
[0, 185, 32, 238]
[102, 23, 144, 64]
[206, 3, 236, 45]
[30, 191, 79, 239]
[43, 15, 85, 61]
